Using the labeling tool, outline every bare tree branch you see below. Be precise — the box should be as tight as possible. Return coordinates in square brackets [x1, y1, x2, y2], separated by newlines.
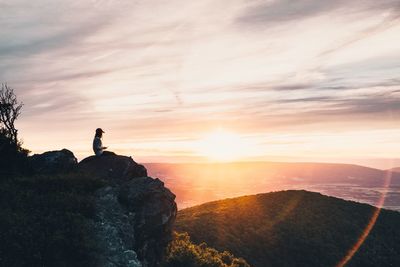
[0, 84, 23, 145]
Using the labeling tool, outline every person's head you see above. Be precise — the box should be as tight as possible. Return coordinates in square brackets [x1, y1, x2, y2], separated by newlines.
[95, 128, 105, 138]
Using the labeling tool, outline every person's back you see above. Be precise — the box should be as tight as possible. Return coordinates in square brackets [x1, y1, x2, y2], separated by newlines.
[93, 128, 107, 156]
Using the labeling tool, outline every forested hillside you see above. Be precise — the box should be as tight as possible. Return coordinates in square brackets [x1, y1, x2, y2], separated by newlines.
[175, 190, 400, 267]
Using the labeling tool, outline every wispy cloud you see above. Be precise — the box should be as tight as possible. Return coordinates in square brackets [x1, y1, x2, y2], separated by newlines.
[237, 0, 400, 25]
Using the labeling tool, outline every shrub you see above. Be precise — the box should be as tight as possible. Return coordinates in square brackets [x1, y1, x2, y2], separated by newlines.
[162, 232, 250, 267]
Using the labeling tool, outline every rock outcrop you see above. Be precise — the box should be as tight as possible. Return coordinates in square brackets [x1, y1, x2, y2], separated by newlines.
[78, 153, 147, 181]
[29, 149, 78, 174]
[79, 153, 177, 267]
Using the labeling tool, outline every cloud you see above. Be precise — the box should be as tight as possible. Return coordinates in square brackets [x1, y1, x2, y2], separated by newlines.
[1, 0, 400, 162]
[237, 0, 400, 26]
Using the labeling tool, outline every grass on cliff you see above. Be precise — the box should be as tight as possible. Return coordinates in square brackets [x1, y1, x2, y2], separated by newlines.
[0, 173, 106, 267]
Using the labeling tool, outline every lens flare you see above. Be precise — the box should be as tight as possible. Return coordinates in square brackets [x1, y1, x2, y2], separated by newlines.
[336, 168, 393, 266]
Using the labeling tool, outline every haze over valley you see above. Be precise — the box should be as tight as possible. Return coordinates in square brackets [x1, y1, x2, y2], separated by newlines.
[146, 162, 400, 211]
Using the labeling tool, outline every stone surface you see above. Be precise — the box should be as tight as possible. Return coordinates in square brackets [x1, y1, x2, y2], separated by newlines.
[94, 186, 142, 267]
[78, 153, 147, 181]
[93, 177, 177, 267]
[29, 149, 77, 174]
[119, 177, 177, 266]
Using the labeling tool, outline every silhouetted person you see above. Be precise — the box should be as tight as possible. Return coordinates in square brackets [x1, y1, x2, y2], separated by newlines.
[93, 128, 108, 156]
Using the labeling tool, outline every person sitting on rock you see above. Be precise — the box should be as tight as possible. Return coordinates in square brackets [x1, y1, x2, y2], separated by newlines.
[93, 128, 108, 156]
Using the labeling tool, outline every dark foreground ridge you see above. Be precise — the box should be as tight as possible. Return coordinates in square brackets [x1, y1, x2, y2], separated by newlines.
[4, 149, 400, 266]
[1, 149, 177, 267]
[175, 190, 400, 267]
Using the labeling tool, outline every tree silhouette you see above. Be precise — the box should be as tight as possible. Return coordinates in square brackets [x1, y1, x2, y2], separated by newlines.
[0, 84, 23, 145]
[0, 84, 28, 176]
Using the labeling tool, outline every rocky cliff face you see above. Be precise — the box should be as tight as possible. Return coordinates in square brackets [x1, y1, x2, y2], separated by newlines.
[79, 153, 177, 267]
[94, 177, 176, 267]
[30, 150, 177, 267]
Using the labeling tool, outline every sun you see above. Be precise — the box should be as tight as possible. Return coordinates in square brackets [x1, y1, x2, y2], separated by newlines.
[194, 129, 254, 161]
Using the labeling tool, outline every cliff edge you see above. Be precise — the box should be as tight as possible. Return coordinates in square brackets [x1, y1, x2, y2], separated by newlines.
[21, 150, 177, 267]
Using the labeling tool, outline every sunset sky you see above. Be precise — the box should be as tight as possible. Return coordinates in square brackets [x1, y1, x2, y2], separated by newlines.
[1, 0, 400, 168]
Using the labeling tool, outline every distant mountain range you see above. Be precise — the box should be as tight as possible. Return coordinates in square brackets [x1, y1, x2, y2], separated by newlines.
[145, 162, 400, 209]
[175, 190, 400, 267]
[146, 161, 400, 187]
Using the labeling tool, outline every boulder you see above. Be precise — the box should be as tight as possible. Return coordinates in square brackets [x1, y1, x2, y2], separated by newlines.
[78, 153, 147, 181]
[29, 149, 77, 175]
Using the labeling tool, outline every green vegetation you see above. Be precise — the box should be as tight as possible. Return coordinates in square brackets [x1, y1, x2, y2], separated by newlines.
[0, 174, 106, 267]
[162, 232, 250, 267]
[175, 190, 400, 267]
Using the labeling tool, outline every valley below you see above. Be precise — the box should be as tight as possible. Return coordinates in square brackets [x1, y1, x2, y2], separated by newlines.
[145, 162, 400, 211]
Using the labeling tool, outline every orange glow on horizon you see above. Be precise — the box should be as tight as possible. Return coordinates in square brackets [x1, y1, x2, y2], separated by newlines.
[193, 129, 261, 162]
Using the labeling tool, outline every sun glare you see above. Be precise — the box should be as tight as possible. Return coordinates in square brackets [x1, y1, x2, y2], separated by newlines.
[194, 129, 256, 161]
